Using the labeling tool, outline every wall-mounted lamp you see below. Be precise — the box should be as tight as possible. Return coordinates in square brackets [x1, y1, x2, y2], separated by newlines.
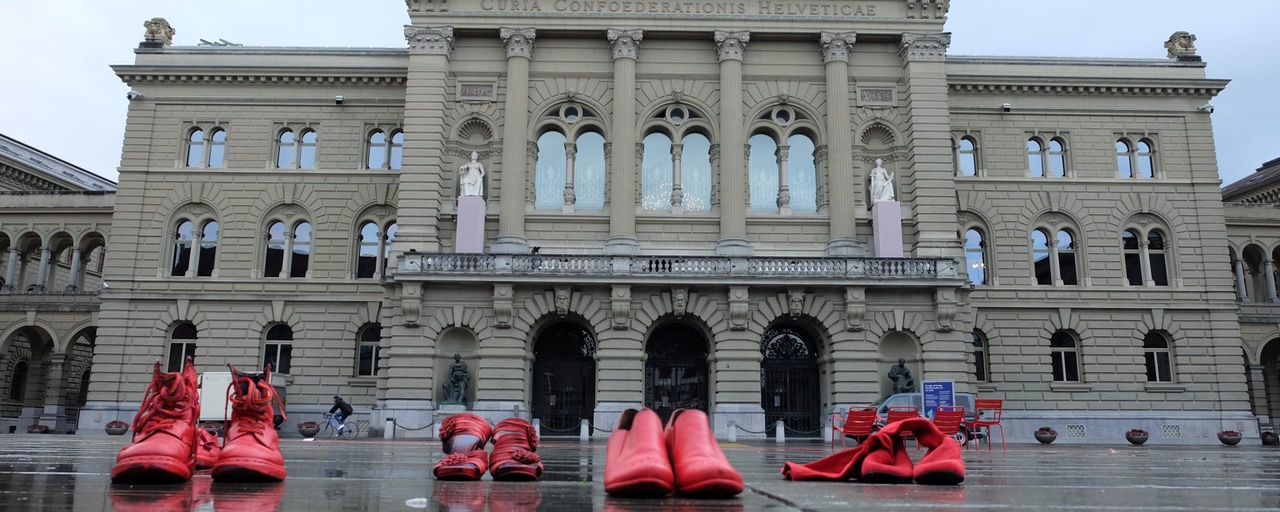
[335, 95, 345, 105]
[1000, 103, 1011, 113]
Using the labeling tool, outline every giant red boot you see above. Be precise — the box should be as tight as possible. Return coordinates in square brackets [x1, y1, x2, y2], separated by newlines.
[211, 364, 287, 482]
[110, 359, 201, 484]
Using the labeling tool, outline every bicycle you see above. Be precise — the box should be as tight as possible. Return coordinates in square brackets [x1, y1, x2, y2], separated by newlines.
[322, 413, 360, 440]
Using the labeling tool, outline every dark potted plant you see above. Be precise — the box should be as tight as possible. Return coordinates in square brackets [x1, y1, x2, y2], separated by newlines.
[1217, 430, 1242, 446]
[27, 424, 49, 434]
[298, 421, 320, 438]
[1034, 426, 1057, 444]
[1125, 428, 1148, 445]
[1262, 431, 1278, 446]
[104, 420, 129, 436]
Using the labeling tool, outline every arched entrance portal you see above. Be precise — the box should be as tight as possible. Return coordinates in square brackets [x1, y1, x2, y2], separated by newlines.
[645, 323, 709, 423]
[760, 325, 821, 434]
[531, 322, 597, 433]
[1261, 338, 1280, 427]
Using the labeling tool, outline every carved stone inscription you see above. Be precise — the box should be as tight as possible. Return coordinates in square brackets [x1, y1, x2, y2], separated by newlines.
[476, 0, 880, 16]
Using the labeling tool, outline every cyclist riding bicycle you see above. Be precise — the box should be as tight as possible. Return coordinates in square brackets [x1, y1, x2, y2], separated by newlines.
[328, 395, 354, 432]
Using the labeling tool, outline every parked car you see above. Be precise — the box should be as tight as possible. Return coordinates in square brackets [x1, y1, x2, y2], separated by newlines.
[871, 392, 979, 445]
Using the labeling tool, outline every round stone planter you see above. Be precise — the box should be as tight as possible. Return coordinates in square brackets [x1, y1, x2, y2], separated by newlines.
[298, 424, 320, 438]
[1262, 433, 1279, 446]
[1125, 432, 1149, 445]
[1218, 433, 1242, 446]
[27, 425, 49, 434]
[104, 422, 129, 436]
[1034, 432, 1057, 444]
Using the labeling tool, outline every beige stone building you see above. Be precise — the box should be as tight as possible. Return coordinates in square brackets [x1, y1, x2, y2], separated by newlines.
[0, 1, 1261, 443]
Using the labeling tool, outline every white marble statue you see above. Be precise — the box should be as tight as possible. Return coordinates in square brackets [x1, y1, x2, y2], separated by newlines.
[869, 158, 895, 203]
[459, 152, 485, 197]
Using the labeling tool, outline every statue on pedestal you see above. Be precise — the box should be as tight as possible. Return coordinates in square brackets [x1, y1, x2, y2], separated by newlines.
[459, 152, 485, 198]
[888, 357, 915, 394]
[869, 158, 895, 203]
[441, 354, 470, 404]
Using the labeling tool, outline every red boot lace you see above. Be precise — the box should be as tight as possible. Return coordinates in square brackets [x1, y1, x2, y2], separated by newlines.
[224, 365, 286, 439]
[131, 365, 193, 438]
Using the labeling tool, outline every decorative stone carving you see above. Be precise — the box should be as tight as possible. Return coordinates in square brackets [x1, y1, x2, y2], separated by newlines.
[899, 32, 951, 62]
[406, 0, 448, 12]
[869, 159, 895, 203]
[142, 17, 175, 46]
[554, 286, 571, 317]
[1164, 31, 1198, 60]
[905, 0, 949, 20]
[845, 286, 865, 331]
[607, 28, 643, 60]
[713, 30, 750, 62]
[459, 151, 485, 197]
[404, 26, 455, 55]
[787, 289, 805, 319]
[672, 89, 684, 104]
[493, 283, 513, 328]
[819, 31, 857, 63]
[401, 284, 422, 326]
[671, 287, 688, 318]
[729, 286, 749, 331]
[611, 285, 631, 330]
[935, 288, 956, 332]
[500, 27, 537, 59]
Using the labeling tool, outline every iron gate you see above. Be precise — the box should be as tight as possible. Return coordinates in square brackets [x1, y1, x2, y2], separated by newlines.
[760, 326, 821, 434]
[531, 323, 596, 434]
[645, 323, 709, 424]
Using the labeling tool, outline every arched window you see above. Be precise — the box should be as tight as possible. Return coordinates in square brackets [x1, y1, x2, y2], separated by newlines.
[298, 130, 317, 169]
[574, 132, 606, 209]
[276, 128, 317, 169]
[1136, 140, 1154, 178]
[1027, 139, 1044, 176]
[1148, 229, 1168, 285]
[197, 221, 219, 277]
[1031, 227, 1078, 286]
[1047, 138, 1066, 177]
[171, 220, 194, 276]
[168, 322, 198, 372]
[208, 129, 226, 168]
[1123, 230, 1142, 285]
[1029, 137, 1068, 177]
[1056, 229, 1077, 285]
[265, 221, 287, 278]
[1143, 331, 1172, 382]
[972, 330, 988, 382]
[265, 220, 311, 278]
[534, 131, 568, 209]
[787, 134, 818, 213]
[8, 360, 28, 402]
[965, 228, 988, 285]
[389, 131, 404, 170]
[642, 132, 673, 211]
[1123, 227, 1170, 286]
[357, 323, 382, 377]
[748, 133, 779, 211]
[682, 133, 712, 211]
[276, 130, 296, 168]
[186, 129, 205, 168]
[185, 127, 227, 168]
[291, 222, 311, 278]
[1117, 138, 1156, 178]
[1049, 330, 1080, 382]
[956, 136, 978, 176]
[263, 324, 294, 374]
[355, 220, 397, 278]
[367, 130, 404, 170]
[1116, 140, 1134, 178]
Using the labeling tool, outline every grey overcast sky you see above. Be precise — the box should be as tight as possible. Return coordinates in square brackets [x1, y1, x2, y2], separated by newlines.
[1, 1, 1276, 186]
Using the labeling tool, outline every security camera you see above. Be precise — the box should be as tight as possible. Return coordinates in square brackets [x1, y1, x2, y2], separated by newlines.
[334, 95, 344, 105]
[1197, 103, 1214, 113]
[126, 91, 143, 101]
[1000, 103, 1011, 113]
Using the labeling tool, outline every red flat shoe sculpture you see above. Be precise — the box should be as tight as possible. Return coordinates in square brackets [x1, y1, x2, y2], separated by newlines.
[434, 413, 493, 481]
[604, 408, 674, 498]
[490, 418, 543, 481]
[211, 364, 287, 482]
[665, 409, 743, 498]
[110, 359, 200, 484]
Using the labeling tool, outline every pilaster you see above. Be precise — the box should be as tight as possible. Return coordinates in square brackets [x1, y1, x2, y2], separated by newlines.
[714, 30, 752, 256]
[605, 28, 643, 254]
[493, 27, 537, 254]
[820, 31, 866, 256]
[395, 25, 455, 253]
[898, 32, 959, 259]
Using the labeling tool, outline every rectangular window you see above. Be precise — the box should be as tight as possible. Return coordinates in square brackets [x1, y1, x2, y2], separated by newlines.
[358, 344, 381, 377]
[167, 342, 197, 373]
[1124, 253, 1143, 285]
[264, 343, 293, 374]
[1144, 351, 1171, 382]
[1051, 350, 1079, 382]
[171, 244, 191, 276]
[974, 350, 987, 382]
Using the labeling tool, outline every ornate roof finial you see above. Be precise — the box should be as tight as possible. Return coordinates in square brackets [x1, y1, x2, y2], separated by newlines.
[141, 17, 175, 48]
[1164, 31, 1200, 61]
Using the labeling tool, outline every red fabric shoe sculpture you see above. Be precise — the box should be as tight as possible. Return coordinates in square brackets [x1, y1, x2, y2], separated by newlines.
[110, 359, 201, 484]
[780, 416, 964, 485]
[434, 413, 493, 481]
[490, 417, 543, 481]
[604, 408, 675, 498]
[211, 364, 287, 482]
[665, 409, 744, 498]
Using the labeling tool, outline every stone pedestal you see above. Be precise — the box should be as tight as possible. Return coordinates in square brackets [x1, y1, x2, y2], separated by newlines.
[872, 200, 903, 258]
[455, 196, 486, 253]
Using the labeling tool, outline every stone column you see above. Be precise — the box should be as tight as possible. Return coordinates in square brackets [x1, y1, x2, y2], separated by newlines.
[777, 144, 791, 215]
[4, 248, 18, 291]
[1247, 364, 1270, 425]
[396, 26, 455, 254]
[492, 28, 537, 254]
[41, 354, 69, 431]
[605, 28, 643, 255]
[714, 30, 752, 256]
[898, 32, 959, 259]
[563, 142, 577, 212]
[66, 249, 82, 292]
[35, 248, 51, 291]
[670, 143, 684, 213]
[1266, 260, 1279, 303]
[820, 31, 863, 256]
[1235, 260, 1250, 302]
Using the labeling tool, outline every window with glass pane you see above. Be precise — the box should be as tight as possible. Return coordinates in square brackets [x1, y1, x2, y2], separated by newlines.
[1032, 229, 1051, 285]
[208, 129, 226, 168]
[1049, 330, 1079, 382]
[535, 131, 567, 209]
[172, 220, 193, 276]
[197, 221, 218, 277]
[299, 130, 317, 169]
[1148, 230, 1168, 285]
[749, 134, 779, 211]
[264, 221, 287, 278]
[382, 223, 397, 277]
[264, 324, 294, 374]
[965, 228, 987, 285]
[277, 130, 296, 168]
[389, 131, 404, 170]
[788, 134, 817, 213]
[682, 133, 712, 211]
[1048, 139, 1066, 177]
[367, 131, 387, 169]
[957, 137, 977, 176]
[972, 330, 987, 382]
[290, 222, 311, 278]
[1116, 140, 1133, 178]
[187, 129, 205, 167]
[168, 323, 198, 372]
[575, 132, 606, 209]
[357, 221, 379, 278]
[1143, 331, 1171, 382]
[642, 132, 673, 210]
[1056, 230, 1077, 285]
[1137, 140, 1154, 178]
[1027, 139, 1044, 176]
[358, 324, 382, 376]
[1123, 230, 1142, 285]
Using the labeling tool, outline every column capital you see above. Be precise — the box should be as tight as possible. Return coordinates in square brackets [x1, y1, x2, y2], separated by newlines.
[404, 25, 454, 55]
[819, 31, 857, 63]
[607, 28, 643, 60]
[899, 31, 950, 62]
[500, 27, 537, 59]
[713, 30, 750, 62]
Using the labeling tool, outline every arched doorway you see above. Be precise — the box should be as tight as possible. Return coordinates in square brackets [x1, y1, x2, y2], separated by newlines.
[1261, 338, 1280, 427]
[645, 323, 709, 423]
[531, 322, 597, 433]
[760, 325, 821, 434]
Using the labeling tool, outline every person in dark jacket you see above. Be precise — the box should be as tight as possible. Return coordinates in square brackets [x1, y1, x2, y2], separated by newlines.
[329, 395, 354, 432]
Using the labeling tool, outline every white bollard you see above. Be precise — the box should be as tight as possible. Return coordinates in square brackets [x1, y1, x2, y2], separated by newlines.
[580, 419, 590, 441]
[532, 418, 541, 439]
[384, 418, 395, 440]
[775, 420, 786, 444]
[727, 421, 737, 443]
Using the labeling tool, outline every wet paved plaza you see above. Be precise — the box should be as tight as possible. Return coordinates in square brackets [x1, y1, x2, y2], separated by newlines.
[1, 434, 1278, 511]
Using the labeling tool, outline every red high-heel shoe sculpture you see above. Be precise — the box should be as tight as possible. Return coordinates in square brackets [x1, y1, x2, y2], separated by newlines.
[604, 408, 674, 498]
[434, 413, 493, 481]
[490, 417, 543, 481]
[665, 409, 743, 498]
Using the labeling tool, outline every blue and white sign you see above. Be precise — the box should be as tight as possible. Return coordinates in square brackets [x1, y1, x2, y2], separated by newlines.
[921, 380, 954, 420]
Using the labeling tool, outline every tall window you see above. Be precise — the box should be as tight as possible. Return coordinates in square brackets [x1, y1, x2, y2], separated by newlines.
[367, 130, 404, 170]
[749, 133, 780, 211]
[1143, 331, 1172, 382]
[277, 128, 317, 169]
[197, 221, 219, 277]
[533, 104, 605, 211]
[965, 228, 988, 285]
[167, 323, 198, 372]
[535, 131, 568, 209]
[171, 218, 218, 277]
[357, 323, 382, 377]
[956, 136, 978, 176]
[264, 221, 311, 278]
[642, 132, 674, 210]
[1031, 227, 1078, 286]
[1148, 230, 1168, 285]
[1123, 230, 1142, 285]
[356, 220, 397, 278]
[263, 324, 294, 374]
[186, 128, 227, 168]
[640, 105, 713, 213]
[1028, 136, 1067, 177]
[972, 330, 988, 382]
[1117, 138, 1155, 178]
[749, 105, 819, 214]
[1123, 228, 1169, 286]
[172, 220, 194, 276]
[1049, 330, 1080, 382]
[8, 360, 27, 402]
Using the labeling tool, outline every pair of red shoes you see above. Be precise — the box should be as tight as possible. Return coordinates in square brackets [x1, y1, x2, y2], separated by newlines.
[604, 408, 744, 499]
[781, 417, 965, 485]
[108, 477, 286, 511]
[111, 360, 288, 484]
[433, 413, 543, 481]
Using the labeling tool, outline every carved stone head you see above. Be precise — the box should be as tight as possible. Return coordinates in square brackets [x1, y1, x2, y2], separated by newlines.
[143, 17, 175, 46]
[554, 288, 571, 317]
[671, 287, 688, 318]
[788, 291, 805, 319]
[1164, 31, 1197, 59]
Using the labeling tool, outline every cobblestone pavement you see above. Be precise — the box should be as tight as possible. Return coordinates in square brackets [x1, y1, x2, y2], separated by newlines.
[1, 435, 1277, 511]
